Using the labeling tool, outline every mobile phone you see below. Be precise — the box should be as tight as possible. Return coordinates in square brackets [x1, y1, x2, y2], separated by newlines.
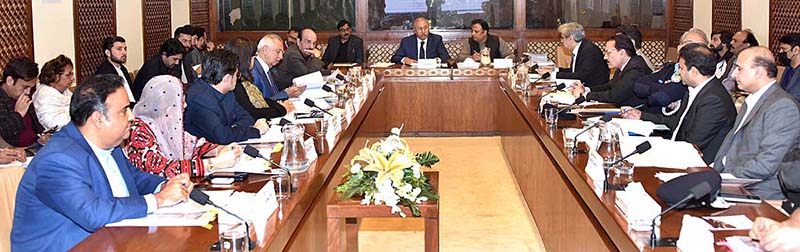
[205, 172, 249, 182]
[719, 193, 761, 204]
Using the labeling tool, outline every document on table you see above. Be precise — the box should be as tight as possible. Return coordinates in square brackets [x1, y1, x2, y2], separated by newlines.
[620, 136, 707, 169]
[676, 214, 715, 252]
[238, 125, 283, 144]
[586, 117, 657, 136]
[371, 62, 394, 68]
[105, 201, 216, 227]
[298, 86, 334, 100]
[292, 71, 325, 89]
[0, 157, 31, 168]
[332, 63, 357, 67]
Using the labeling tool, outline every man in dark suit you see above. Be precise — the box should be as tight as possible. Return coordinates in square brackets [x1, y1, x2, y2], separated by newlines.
[272, 28, 328, 91]
[10, 75, 191, 251]
[778, 33, 800, 102]
[184, 50, 269, 145]
[133, 39, 186, 101]
[538, 22, 609, 87]
[714, 46, 800, 200]
[390, 17, 450, 65]
[95, 36, 135, 103]
[622, 43, 736, 164]
[172, 25, 198, 86]
[571, 34, 652, 107]
[0, 58, 44, 147]
[322, 20, 364, 67]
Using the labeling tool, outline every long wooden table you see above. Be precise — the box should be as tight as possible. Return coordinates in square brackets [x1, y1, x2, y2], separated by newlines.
[73, 66, 787, 252]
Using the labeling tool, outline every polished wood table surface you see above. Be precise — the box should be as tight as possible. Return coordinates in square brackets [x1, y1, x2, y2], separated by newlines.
[72, 67, 787, 252]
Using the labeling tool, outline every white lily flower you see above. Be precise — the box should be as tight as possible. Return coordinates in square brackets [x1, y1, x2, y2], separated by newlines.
[350, 163, 362, 174]
[412, 164, 421, 178]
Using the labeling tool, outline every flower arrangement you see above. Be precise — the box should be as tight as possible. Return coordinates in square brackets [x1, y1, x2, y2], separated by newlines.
[334, 126, 440, 217]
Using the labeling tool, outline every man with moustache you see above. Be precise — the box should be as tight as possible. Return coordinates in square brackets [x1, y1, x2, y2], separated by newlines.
[95, 36, 136, 103]
[710, 31, 734, 79]
[171, 25, 198, 85]
[720, 30, 759, 93]
[390, 17, 451, 65]
[777, 33, 800, 102]
[322, 20, 364, 67]
[133, 39, 186, 101]
[272, 28, 329, 92]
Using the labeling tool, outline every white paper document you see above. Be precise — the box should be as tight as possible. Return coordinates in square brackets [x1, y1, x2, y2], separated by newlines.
[238, 125, 284, 144]
[655, 172, 688, 182]
[676, 214, 715, 252]
[371, 62, 394, 68]
[105, 201, 216, 227]
[298, 87, 334, 100]
[615, 182, 661, 231]
[587, 117, 657, 136]
[292, 71, 325, 89]
[619, 136, 707, 169]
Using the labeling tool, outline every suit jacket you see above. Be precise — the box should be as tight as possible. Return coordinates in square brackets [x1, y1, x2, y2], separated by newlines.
[0, 87, 43, 147]
[714, 84, 800, 200]
[633, 62, 688, 113]
[133, 56, 174, 101]
[95, 60, 134, 89]
[174, 58, 197, 86]
[390, 33, 451, 64]
[586, 56, 652, 107]
[642, 78, 736, 164]
[322, 35, 365, 65]
[251, 60, 288, 100]
[11, 123, 165, 251]
[557, 40, 610, 87]
[272, 44, 328, 90]
[780, 66, 800, 102]
[184, 78, 260, 145]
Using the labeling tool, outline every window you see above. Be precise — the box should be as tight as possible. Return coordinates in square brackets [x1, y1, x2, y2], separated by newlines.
[218, 0, 356, 31]
[367, 0, 514, 30]
[526, 0, 667, 29]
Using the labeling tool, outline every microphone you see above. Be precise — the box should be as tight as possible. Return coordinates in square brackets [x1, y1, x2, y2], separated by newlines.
[603, 141, 651, 191]
[304, 99, 334, 116]
[531, 72, 551, 85]
[336, 74, 357, 87]
[278, 118, 291, 127]
[190, 188, 257, 250]
[513, 57, 530, 69]
[571, 114, 612, 153]
[322, 85, 346, 99]
[243, 145, 293, 193]
[649, 181, 712, 247]
[555, 96, 586, 115]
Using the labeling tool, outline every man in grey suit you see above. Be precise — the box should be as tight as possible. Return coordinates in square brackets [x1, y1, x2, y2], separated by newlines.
[272, 28, 329, 91]
[714, 46, 800, 200]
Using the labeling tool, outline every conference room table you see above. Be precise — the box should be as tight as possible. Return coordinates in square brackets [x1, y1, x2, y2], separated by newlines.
[72, 65, 788, 252]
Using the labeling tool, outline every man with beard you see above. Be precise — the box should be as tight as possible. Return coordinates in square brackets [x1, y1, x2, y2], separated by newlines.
[95, 36, 135, 103]
[133, 39, 186, 101]
[710, 31, 734, 79]
[186, 26, 213, 70]
[778, 33, 800, 102]
[721, 30, 759, 93]
[272, 28, 329, 91]
[321, 20, 364, 67]
[171, 25, 198, 86]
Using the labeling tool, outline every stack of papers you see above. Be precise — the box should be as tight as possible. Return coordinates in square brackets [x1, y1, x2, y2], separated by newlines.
[676, 215, 715, 252]
[615, 182, 661, 231]
[292, 71, 325, 89]
[619, 136, 707, 169]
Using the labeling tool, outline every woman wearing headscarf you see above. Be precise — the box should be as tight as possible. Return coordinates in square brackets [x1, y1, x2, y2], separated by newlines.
[32, 55, 74, 131]
[225, 37, 292, 119]
[127, 75, 240, 178]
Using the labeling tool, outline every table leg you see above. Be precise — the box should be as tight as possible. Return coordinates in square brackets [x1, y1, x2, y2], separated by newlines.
[425, 217, 439, 252]
[327, 218, 341, 252]
[345, 218, 359, 252]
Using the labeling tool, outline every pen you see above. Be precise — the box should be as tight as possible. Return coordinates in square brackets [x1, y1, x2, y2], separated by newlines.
[621, 104, 644, 114]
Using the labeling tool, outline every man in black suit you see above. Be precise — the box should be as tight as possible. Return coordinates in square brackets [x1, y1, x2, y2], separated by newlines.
[95, 36, 135, 103]
[538, 22, 609, 87]
[390, 17, 450, 65]
[622, 43, 736, 164]
[322, 20, 364, 67]
[172, 25, 198, 86]
[571, 34, 652, 107]
[133, 39, 186, 101]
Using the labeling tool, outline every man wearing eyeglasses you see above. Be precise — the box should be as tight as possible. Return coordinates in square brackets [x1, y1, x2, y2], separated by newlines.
[272, 28, 330, 92]
[322, 20, 364, 68]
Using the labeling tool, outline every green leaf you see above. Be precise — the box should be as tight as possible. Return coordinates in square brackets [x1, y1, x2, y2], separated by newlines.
[415, 152, 440, 168]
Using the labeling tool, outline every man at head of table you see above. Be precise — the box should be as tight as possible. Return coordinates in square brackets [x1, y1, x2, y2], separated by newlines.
[390, 17, 451, 65]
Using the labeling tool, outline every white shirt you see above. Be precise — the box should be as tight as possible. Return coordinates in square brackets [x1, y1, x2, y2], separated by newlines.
[416, 37, 429, 59]
[571, 41, 582, 71]
[32, 84, 72, 130]
[255, 56, 274, 85]
[112, 64, 136, 102]
[724, 80, 776, 166]
[86, 140, 159, 213]
[671, 76, 714, 140]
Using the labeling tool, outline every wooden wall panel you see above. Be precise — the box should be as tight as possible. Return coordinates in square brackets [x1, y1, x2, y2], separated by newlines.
[190, 0, 210, 35]
[712, 0, 741, 33]
[0, 0, 33, 67]
[142, 0, 172, 59]
[73, 0, 116, 82]
[671, 0, 693, 47]
[770, 0, 800, 55]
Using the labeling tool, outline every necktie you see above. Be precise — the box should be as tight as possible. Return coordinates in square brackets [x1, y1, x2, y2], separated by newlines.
[419, 41, 426, 60]
[266, 69, 279, 96]
[733, 100, 748, 134]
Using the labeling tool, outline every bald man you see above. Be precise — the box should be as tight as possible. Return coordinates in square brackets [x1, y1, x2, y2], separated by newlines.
[713, 46, 800, 200]
[390, 17, 450, 65]
[272, 28, 329, 92]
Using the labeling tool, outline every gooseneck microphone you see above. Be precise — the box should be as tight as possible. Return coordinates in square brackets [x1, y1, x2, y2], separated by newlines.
[190, 188, 257, 250]
[649, 181, 712, 247]
[322, 85, 346, 100]
[603, 141, 651, 191]
[571, 114, 612, 153]
[243, 145, 293, 193]
[513, 57, 530, 69]
[304, 99, 334, 116]
[555, 96, 586, 115]
[335, 74, 357, 87]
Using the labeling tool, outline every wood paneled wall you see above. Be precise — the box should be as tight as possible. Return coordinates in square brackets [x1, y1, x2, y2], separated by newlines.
[671, 0, 694, 47]
[712, 0, 741, 34]
[770, 0, 800, 55]
[0, 0, 34, 66]
[73, 0, 116, 82]
[142, 0, 172, 59]
[190, 0, 210, 39]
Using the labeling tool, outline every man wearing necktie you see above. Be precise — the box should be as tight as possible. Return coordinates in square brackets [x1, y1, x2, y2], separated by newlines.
[713, 46, 800, 200]
[390, 17, 450, 65]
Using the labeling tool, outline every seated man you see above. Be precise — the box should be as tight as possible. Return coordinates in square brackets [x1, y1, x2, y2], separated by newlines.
[571, 34, 652, 107]
[10, 74, 191, 251]
[633, 28, 707, 115]
[95, 36, 135, 103]
[172, 25, 198, 85]
[322, 20, 365, 67]
[714, 46, 800, 200]
[710, 31, 734, 79]
[616, 25, 655, 71]
[537, 22, 609, 87]
[184, 49, 269, 145]
[778, 33, 800, 102]
[133, 38, 186, 101]
[721, 30, 759, 93]
[622, 43, 736, 164]
[456, 19, 514, 62]
[390, 17, 451, 65]
[253, 34, 305, 100]
[0, 58, 44, 147]
[272, 28, 329, 92]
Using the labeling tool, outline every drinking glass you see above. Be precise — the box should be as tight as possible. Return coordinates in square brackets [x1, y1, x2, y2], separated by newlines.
[219, 228, 249, 252]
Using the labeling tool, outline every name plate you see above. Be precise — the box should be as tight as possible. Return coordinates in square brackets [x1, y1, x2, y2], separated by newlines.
[585, 150, 605, 181]
[345, 100, 355, 124]
[304, 137, 318, 164]
[493, 58, 513, 69]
